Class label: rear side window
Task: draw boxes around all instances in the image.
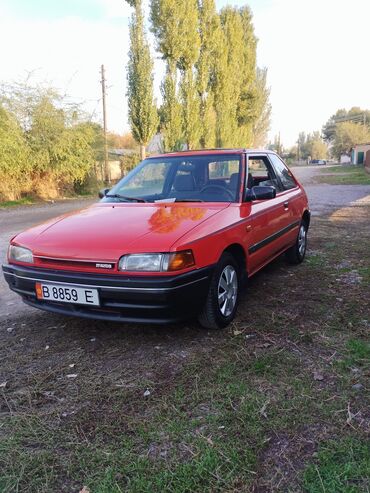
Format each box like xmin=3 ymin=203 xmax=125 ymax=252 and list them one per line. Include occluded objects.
xmin=269 ymin=154 xmax=297 ymax=190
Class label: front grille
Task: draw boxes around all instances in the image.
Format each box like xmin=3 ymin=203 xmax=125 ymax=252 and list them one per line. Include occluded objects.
xmin=35 ymin=257 xmax=116 ymax=271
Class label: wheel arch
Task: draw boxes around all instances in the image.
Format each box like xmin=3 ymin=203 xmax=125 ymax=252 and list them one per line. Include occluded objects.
xmin=302 ymin=209 xmax=311 ymax=229
xmin=222 ymin=243 xmax=247 ymax=283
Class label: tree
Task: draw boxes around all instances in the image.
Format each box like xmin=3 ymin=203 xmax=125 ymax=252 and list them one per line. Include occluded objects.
xmin=151 ymin=0 xmax=201 ymax=150
xmin=150 ymin=1 xmax=270 ymax=150
xmin=151 ymin=0 xmax=185 ymax=150
xmin=159 ymin=70 xmax=184 ymax=151
xmin=323 ymin=107 xmax=370 ymax=143
xmin=178 ymin=0 xmax=201 ymax=149
xmin=126 ymin=0 xmax=158 ymax=160
xmin=0 ymin=81 xmax=99 ymax=199
xmin=235 ymin=6 xmax=258 ymax=146
xmin=252 ymin=68 xmax=271 ymax=147
xmin=294 ymin=131 xmax=328 ymax=161
xmin=213 ymin=7 xmax=242 ymax=147
xmin=0 ymin=105 xmax=30 ymax=200
xmin=213 ymin=6 xmax=261 ymax=148
xmin=197 ymin=0 xmax=220 ymax=148
xmin=306 ymin=132 xmax=328 ymax=160
xmin=107 ymin=131 xmax=137 ymax=149
xmin=332 ymin=122 xmax=370 ymax=160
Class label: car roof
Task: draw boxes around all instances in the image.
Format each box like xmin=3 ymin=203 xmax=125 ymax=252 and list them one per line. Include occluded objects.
xmin=148 ymin=148 xmax=276 ymax=159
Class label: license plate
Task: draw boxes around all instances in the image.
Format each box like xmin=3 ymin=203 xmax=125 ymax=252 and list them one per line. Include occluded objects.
xmin=35 ymin=282 xmax=100 ymax=306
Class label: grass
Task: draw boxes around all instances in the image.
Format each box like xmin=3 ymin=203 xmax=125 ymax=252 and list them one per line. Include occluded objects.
xmin=317 ymin=165 xmax=370 ymax=185
xmin=0 ymin=197 xmax=35 ymax=208
xmin=303 ymin=438 xmax=370 ymax=492
xmin=0 ymin=197 xmax=369 ymax=491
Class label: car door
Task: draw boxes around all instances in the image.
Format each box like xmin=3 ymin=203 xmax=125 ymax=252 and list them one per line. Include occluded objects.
xmin=267 ymin=153 xmax=301 ymax=248
xmin=245 ymin=153 xmax=291 ymax=274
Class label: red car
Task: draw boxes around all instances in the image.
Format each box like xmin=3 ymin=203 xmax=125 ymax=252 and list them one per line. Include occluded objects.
xmin=3 ymin=149 xmax=310 ymax=329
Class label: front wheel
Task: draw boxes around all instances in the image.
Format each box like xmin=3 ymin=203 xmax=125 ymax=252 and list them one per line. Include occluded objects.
xmin=285 ymin=221 xmax=308 ymax=264
xmin=198 ymin=253 xmax=240 ymax=330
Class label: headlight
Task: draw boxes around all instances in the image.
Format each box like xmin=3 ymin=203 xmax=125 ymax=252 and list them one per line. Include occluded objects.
xmin=118 ymin=250 xmax=195 ymax=272
xmin=9 ymin=245 xmax=34 ymax=263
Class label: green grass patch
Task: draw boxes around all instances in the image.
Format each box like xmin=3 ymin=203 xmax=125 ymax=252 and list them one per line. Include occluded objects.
xmin=317 ymin=165 xmax=370 ymax=185
xmin=303 ymin=438 xmax=370 ymax=492
xmin=0 ymin=197 xmax=34 ymax=208
xmin=335 ymin=338 xmax=370 ymax=376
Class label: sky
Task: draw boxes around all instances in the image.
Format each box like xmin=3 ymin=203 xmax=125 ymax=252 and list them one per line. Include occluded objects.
xmin=0 ymin=0 xmax=369 ymax=147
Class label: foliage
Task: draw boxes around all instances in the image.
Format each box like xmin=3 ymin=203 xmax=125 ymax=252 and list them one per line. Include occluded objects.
xmin=252 ymin=68 xmax=271 ymax=147
xmin=322 ymin=107 xmax=370 ymax=142
xmin=197 ymin=0 xmax=219 ymax=148
xmin=0 ymin=82 xmax=101 ymax=200
xmin=293 ymin=131 xmax=328 ymax=161
xmin=0 ymin=105 xmax=31 ymax=200
xmin=151 ymin=1 xmax=270 ymax=151
xmin=331 ymin=122 xmax=370 ymax=160
xmin=107 ymin=131 xmax=137 ymax=149
xmin=127 ymin=0 xmax=159 ymax=159
xmin=151 ymin=0 xmax=188 ymax=150
xmin=160 ymin=69 xmax=184 ymax=151
xmin=178 ymin=0 xmax=201 ymax=149
xmin=120 ymin=152 xmax=141 ymax=176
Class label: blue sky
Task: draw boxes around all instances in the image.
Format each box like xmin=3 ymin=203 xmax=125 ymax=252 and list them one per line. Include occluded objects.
xmin=1 ymin=0 xmax=369 ymax=146
xmin=5 ymin=0 xmax=271 ymax=19
xmin=3 ymin=0 xmax=106 ymax=20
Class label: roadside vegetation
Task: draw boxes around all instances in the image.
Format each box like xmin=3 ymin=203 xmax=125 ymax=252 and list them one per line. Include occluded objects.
xmin=1 ymin=196 xmax=369 ymax=492
xmin=317 ymin=165 xmax=370 ymax=185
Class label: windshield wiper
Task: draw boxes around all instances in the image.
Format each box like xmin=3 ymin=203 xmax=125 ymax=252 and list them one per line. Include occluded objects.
xmin=105 ymin=194 xmax=146 ymax=203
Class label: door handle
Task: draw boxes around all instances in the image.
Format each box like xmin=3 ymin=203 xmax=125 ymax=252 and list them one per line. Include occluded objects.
xmin=283 ymin=201 xmax=289 ymax=209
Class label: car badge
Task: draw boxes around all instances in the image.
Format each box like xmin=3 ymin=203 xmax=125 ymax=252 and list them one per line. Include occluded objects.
xmin=95 ymin=263 xmax=113 ymax=269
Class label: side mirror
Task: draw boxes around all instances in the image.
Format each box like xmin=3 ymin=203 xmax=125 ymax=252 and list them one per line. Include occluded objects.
xmin=245 ymin=186 xmax=276 ymax=202
xmin=99 ymin=188 xmax=110 ymax=199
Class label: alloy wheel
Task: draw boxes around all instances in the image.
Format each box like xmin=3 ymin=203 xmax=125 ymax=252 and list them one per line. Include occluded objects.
xmin=218 ymin=265 xmax=238 ymax=317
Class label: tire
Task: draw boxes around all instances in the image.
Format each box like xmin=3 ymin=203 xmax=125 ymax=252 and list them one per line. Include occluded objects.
xmin=285 ymin=221 xmax=308 ymax=264
xmin=198 ymin=252 xmax=240 ymax=330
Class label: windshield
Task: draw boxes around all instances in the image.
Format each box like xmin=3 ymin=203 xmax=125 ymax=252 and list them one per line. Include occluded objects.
xmin=102 ymin=154 xmax=242 ymax=203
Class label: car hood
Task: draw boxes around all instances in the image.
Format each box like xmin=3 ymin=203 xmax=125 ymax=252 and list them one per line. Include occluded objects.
xmin=13 ymin=202 xmax=230 ymax=261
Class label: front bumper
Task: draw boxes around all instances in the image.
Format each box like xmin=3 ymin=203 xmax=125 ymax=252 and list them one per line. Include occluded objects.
xmin=2 ymin=263 xmax=214 ymax=324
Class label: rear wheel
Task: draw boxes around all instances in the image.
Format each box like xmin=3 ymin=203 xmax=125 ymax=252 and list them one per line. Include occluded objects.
xmin=286 ymin=221 xmax=308 ymax=264
xmin=198 ymin=252 xmax=240 ymax=330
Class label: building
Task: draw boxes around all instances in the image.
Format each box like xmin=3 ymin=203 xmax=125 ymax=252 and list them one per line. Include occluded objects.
xmin=351 ymin=143 xmax=370 ymax=166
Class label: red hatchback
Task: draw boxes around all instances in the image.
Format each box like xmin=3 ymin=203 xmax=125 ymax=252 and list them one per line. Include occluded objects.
xmin=3 ymin=150 xmax=310 ymax=329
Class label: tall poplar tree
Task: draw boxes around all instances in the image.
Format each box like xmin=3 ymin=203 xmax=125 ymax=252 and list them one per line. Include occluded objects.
xmin=197 ymin=0 xmax=220 ymax=148
xmin=252 ymin=68 xmax=271 ymax=147
xmin=151 ymin=0 xmax=201 ymax=150
xmin=126 ymin=0 xmax=158 ymax=160
xmin=214 ymin=7 xmax=243 ymax=147
xmin=177 ymin=0 xmax=201 ymax=149
xmin=151 ymin=0 xmax=184 ymax=150
xmin=236 ymin=6 xmax=258 ymax=146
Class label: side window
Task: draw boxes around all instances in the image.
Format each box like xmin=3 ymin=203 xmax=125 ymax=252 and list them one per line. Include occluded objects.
xmin=247 ymin=155 xmax=282 ymax=191
xmin=269 ymin=154 xmax=297 ymax=190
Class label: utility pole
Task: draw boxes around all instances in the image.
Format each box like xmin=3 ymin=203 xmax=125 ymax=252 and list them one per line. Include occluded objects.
xmin=297 ymin=139 xmax=300 ymax=164
xmin=100 ymin=64 xmax=110 ymax=185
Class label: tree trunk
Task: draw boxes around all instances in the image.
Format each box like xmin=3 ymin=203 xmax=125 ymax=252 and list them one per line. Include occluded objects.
xmin=140 ymin=143 xmax=146 ymax=161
